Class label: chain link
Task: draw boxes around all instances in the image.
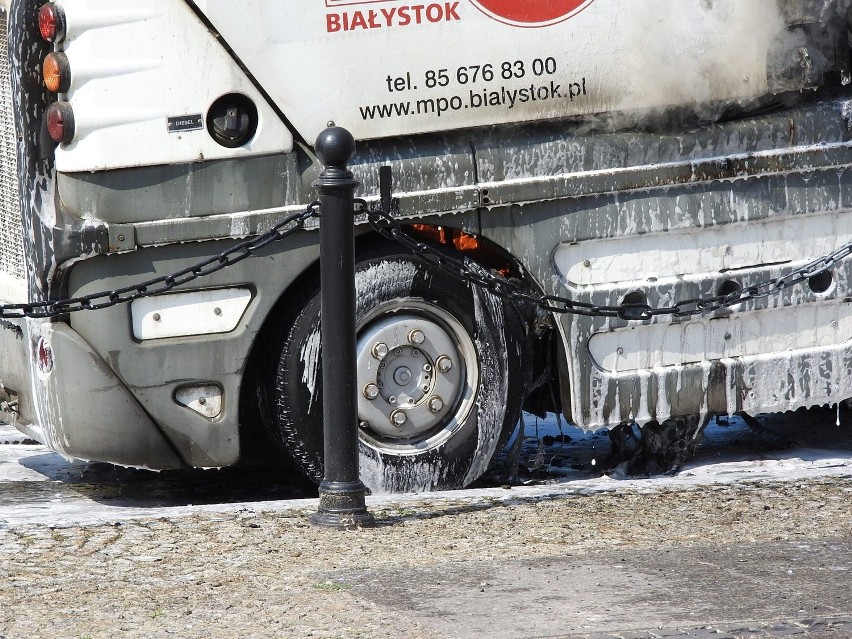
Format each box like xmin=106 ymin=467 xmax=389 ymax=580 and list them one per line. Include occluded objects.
xmin=361 ymin=202 xmax=852 ymax=321
xmin=4 ymin=196 xmax=850 ymax=324
xmin=0 ymin=203 xmax=320 ymax=320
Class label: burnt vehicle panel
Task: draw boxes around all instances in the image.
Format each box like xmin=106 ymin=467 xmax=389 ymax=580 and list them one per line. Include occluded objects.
xmin=0 ymin=0 xmax=850 ymax=491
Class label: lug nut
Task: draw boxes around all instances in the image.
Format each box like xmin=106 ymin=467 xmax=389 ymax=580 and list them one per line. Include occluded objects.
xmin=436 ymin=356 xmax=453 ymax=373
xmin=372 ymin=343 xmax=389 ymax=360
xmin=363 ymin=383 xmax=380 ymax=400
xmin=428 ymin=396 xmax=445 ymax=413
xmin=391 ymin=410 xmax=407 ymax=426
xmin=423 ymin=364 xmax=432 ymax=372
xmin=408 ymin=329 xmax=425 ymax=345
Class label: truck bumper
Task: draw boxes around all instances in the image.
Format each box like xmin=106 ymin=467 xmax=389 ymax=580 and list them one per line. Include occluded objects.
xmin=0 ymin=319 xmax=182 ymax=470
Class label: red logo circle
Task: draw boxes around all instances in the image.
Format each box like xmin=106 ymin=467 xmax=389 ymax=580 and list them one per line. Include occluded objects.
xmin=470 ymin=0 xmax=595 ymax=27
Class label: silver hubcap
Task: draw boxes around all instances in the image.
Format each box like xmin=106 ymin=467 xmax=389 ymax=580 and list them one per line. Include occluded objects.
xmin=355 ymin=302 xmax=478 ymax=453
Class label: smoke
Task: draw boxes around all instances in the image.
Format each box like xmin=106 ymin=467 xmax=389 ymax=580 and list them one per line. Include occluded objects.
xmin=618 ymin=1 xmax=783 ymax=115
xmin=579 ymin=0 xmax=850 ymax=132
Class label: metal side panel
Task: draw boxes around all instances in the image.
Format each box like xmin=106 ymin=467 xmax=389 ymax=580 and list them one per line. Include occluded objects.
xmin=27 ymin=322 xmax=183 ymax=470
xmin=57 ymin=153 xmax=307 ymax=225
xmin=478 ymin=97 xmax=852 ymax=429
xmin=0 ymin=319 xmax=32 ymax=428
xmin=55 ymin=133 xmax=479 ymax=249
xmin=484 ymin=174 xmax=852 ymax=429
xmin=65 ymin=230 xmax=325 ymax=468
xmin=474 ymin=97 xmax=852 ymax=207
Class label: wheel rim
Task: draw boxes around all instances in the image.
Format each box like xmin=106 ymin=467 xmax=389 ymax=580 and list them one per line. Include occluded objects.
xmin=355 ymin=299 xmax=479 ymax=454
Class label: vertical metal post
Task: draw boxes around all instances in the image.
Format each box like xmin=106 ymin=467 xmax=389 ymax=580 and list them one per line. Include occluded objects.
xmin=310 ymin=127 xmax=374 ymax=529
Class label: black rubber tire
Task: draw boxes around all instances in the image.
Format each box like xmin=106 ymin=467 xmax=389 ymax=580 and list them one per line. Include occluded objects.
xmin=263 ymin=248 xmax=528 ymax=493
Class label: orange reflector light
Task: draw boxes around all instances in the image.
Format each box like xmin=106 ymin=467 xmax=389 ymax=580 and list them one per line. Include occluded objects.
xmin=46 ymin=101 xmax=74 ymax=144
xmin=43 ymin=52 xmax=70 ymax=93
xmin=38 ymin=3 xmax=64 ymax=43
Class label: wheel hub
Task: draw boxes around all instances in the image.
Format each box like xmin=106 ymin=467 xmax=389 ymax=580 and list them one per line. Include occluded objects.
xmin=378 ymin=347 xmax=431 ymax=406
xmin=356 ymin=312 xmax=468 ymax=441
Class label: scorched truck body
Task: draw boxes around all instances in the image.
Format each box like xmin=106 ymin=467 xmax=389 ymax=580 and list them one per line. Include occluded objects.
xmin=0 ymin=0 xmax=851 ymax=491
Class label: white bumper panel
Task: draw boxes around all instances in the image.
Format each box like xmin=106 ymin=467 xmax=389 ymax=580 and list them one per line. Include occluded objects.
xmin=589 ymin=302 xmax=852 ymax=373
xmin=555 ymin=212 xmax=852 ymax=288
xmin=26 ymin=322 xmax=183 ymax=470
xmin=130 ymin=287 xmax=253 ymax=341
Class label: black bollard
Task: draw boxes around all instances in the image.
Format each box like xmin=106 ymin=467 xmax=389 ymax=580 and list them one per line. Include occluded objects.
xmin=310 ymin=127 xmax=375 ymax=529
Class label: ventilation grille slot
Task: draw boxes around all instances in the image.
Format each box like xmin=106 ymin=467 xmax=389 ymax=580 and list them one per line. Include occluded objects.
xmin=0 ymin=11 xmax=25 ymax=285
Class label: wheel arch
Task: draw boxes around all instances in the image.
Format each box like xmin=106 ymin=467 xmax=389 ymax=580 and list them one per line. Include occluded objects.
xmin=238 ymin=219 xmax=560 ymax=463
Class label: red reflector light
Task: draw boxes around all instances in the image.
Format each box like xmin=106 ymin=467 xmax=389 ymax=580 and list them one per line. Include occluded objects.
xmin=38 ymin=3 xmax=65 ymax=43
xmin=46 ymin=101 xmax=75 ymax=145
xmin=37 ymin=338 xmax=53 ymax=375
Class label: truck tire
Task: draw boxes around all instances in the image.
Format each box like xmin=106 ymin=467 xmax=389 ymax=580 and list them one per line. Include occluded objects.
xmin=264 ymin=248 xmax=528 ymax=493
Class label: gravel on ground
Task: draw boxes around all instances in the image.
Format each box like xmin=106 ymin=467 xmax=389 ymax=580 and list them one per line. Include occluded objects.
xmin=2 ymin=476 xmax=852 ymax=638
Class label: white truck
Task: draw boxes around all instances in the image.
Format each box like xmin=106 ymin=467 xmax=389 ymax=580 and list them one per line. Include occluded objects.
xmin=0 ymin=0 xmax=850 ymax=492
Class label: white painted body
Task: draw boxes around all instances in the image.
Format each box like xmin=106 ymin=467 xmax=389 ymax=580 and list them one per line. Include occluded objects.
xmin=54 ymin=0 xmax=793 ymax=171
xmin=556 ymin=213 xmax=852 ymax=289
xmin=196 ymin=0 xmax=781 ymax=142
xmin=54 ymin=0 xmax=293 ymax=172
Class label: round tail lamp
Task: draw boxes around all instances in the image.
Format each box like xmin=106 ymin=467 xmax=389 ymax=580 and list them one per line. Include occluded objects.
xmin=38 ymin=3 xmax=66 ymax=43
xmin=46 ymin=101 xmax=75 ymax=144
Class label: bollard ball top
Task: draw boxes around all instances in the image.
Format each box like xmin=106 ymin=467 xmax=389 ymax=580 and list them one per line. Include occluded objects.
xmin=315 ymin=127 xmax=356 ymax=168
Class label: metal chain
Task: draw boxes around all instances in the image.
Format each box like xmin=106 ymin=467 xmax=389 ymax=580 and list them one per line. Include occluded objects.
xmin=361 ymin=202 xmax=852 ymax=321
xmin=5 ymin=195 xmax=849 ymax=324
xmin=0 ymin=203 xmax=320 ymax=320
